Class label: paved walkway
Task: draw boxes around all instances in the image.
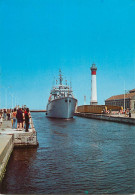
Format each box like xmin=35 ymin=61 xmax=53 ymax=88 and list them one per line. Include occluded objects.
xmin=109 ymin=113 xmax=135 ymax=118
xmin=0 ymin=120 xmax=12 ymax=130
xmin=0 ymin=119 xmax=34 ymax=134
xmin=0 ymin=120 xmax=31 ymax=133
xmin=0 ymin=116 xmax=38 ymax=147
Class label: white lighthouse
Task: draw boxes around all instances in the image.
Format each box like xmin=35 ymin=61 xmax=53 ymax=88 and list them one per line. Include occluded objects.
xmin=90 ymin=63 xmax=98 ymax=105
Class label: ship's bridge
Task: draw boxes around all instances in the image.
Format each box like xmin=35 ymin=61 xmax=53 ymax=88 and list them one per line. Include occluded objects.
xmin=49 ymin=85 xmax=73 ymax=101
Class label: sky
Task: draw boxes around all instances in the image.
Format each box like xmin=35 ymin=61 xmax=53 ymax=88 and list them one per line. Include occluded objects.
xmin=0 ymin=0 xmax=135 ymax=109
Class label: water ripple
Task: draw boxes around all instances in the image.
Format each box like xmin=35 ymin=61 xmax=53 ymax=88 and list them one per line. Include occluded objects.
xmin=1 ymin=113 xmax=135 ymax=194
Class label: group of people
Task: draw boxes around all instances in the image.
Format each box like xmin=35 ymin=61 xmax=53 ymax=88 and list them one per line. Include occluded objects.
xmin=12 ymin=107 xmax=30 ymax=132
xmin=2 ymin=107 xmax=31 ymax=132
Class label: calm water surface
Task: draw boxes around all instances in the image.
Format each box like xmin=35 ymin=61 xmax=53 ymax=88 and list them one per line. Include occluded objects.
xmin=0 ymin=112 xmax=135 ymax=194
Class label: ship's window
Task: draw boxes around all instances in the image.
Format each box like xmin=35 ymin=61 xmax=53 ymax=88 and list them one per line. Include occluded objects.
xmin=65 ymin=99 xmax=67 ymax=102
xmin=69 ymin=100 xmax=71 ymax=102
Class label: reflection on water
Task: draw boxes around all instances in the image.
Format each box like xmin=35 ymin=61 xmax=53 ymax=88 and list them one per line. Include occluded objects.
xmin=0 ymin=148 xmax=38 ymax=193
xmin=1 ymin=113 xmax=135 ymax=194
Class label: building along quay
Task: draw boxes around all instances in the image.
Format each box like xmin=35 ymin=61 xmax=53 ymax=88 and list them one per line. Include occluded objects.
xmin=0 ymin=112 xmax=38 ymax=182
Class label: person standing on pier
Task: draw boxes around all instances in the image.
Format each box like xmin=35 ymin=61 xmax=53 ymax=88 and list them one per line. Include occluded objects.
xmin=22 ymin=109 xmax=25 ymax=129
xmin=25 ymin=108 xmax=29 ymax=132
xmin=4 ymin=109 xmax=7 ymax=120
xmin=16 ymin=108 xmax=23 ymax=130
xmin=0 ymin=113 xmax=2 ymax=126
xmin=12 ymin=108 xmax=17 ymax=129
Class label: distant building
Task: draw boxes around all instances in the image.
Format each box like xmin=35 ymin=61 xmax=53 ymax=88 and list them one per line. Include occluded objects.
xmin=105 ymin=89 xmax=135 ymax=112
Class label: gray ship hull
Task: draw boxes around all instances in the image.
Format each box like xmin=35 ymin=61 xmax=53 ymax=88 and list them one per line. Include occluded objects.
xmin=46 ymin=97 xmax=77 ymax=119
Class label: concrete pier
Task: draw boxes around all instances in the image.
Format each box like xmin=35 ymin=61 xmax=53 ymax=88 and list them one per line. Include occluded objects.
xmin=75 ymin=113 xmax=135 ymax=125
xmin=0 ymin=114 xmax=38 ymax=181
xmin=30 ymin=110 xmax=46 ymax=112
xmin=0 ymin=135 xmax=14 ymax=181
xmin=0 ymin=118 xmax=38 ymax=147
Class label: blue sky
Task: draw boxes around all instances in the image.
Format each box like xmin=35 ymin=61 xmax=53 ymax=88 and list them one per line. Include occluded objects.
xmin=0 ymin=0 xmax=135 ymax=109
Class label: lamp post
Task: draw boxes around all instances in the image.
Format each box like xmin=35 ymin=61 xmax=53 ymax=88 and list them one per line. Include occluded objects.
xmin=124 ymin=81 xmax=126 ymax=112
xmin=15 ymin=97 xmax=17 ymax=108
xmin=84 ymin=95 xmax=86 ymax=105
xmin=5 ymin=88 xmax=7 ymax=110
xmin=10 ymin=93 xmax=15 ymax=110
xmin=124 ymin=90 xmax=125 ymax=112
xmin=5 ymin=86 xmax=12 ymax=110
xmin=124 ymin=89 xmax=129 ymax=112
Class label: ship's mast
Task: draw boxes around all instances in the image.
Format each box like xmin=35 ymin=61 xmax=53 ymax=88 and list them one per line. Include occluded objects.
xmin=59 ymin=69 xmax=63 ymax=85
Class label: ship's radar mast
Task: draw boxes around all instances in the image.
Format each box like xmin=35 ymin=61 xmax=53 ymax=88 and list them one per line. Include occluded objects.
xmin=59 ymin=69 xmax=63 ymax=85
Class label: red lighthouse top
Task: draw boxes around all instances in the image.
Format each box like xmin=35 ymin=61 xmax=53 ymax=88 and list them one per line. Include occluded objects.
xmin=90 ymin=63 xmax=97 ymax=75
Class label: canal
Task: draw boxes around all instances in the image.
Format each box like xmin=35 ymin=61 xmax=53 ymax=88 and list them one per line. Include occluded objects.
xmin=0 ymin=112 xmax=135 ymax=193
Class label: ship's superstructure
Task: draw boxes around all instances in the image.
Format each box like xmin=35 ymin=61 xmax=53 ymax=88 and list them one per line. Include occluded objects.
xmin=46 ymin=70 xmax=77 ymax=119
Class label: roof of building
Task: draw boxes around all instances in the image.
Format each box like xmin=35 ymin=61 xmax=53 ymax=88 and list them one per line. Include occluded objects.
xmin=129 ymin=89 xmax=135 ymax=93
xmin=106 ymin=92 xmax=135 ymax=101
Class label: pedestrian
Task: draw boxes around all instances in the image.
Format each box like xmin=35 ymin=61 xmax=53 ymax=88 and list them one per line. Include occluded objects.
xmin=4 ymin=109 xmax=7 ymax=120
xmin=0 ymin=113 xmax=3 ymax=126
xmin=22 ymin=109 xmax=25 ymax=129
xmin=125 ymin=109 xmax=127 ymax=117
xmin=16 ymin=108 xmax=23 ymax=130
xmin=11 ymin=110 xmax=13 ymax=128
xmin=129 ymin=109 xmax=131 ymax=118
xmin=25 ymin=108 xmax=29 ymax=132
xmin=12 ymin=108 xmax=17 ymax=129
xmin=7 ymin=112 xmax=10 ymax=120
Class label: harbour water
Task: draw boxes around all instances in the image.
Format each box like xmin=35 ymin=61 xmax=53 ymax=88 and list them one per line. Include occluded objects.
xmin=0 ymin=112 xmax=135 ymax=194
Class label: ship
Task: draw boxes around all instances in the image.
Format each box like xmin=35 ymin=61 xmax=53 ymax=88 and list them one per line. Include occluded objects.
xmin=46 ymin=70 xmax=77 ymax=119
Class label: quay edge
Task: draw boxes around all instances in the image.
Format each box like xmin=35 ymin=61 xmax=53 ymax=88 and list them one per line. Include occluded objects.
xmin=30 ymin=110 xmax=46 ymax=112
xmin=0 ymin=115 xmax=39 ymax=147
xmin=0 ymin=135 xmax=14 ymax=182
xmin=74 ymin=113 xmax=135 ymax=125
xmin=0 ymin=114 xmax=38 ymax=181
